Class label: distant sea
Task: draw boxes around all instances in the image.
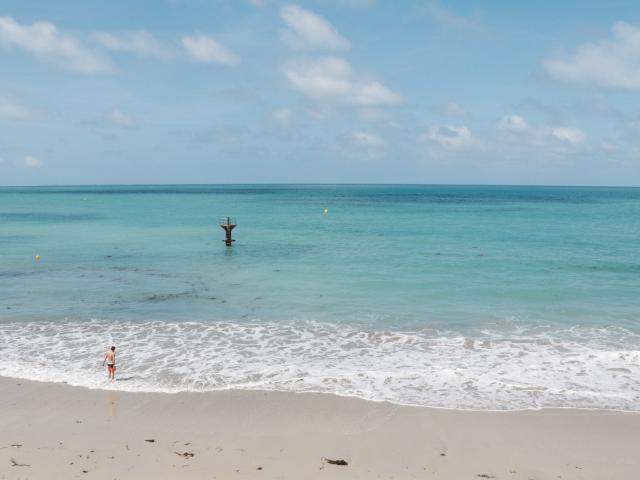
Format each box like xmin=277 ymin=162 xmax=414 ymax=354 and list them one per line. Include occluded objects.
xmin=1 ymin=185 xmax=639 ymax=410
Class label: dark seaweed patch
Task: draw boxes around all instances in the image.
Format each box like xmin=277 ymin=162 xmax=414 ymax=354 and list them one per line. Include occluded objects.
xmin=144 ymin=291 xmax=196 ymax=302
xmin=0 ymin=212 xmax=104 ymax=223
xmin=572 ymin=262 xmax=640 ymax=275
xmin=0 ymin=235 xmax=35 ymax=244
xmin=0 ymin=270 xmax=38 ymax=278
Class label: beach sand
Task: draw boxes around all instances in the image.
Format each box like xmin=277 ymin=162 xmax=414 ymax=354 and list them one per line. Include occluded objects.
xmin=1 ymin=376 xmax=638 ymax=479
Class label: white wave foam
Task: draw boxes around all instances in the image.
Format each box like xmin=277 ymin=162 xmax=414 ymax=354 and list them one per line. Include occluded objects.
xmin=1 ymin=320 xmax=638 ymax=410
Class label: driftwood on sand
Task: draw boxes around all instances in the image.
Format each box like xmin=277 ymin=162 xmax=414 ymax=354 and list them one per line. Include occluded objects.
xmin=322 ymin=457 xmax=348 ymax=466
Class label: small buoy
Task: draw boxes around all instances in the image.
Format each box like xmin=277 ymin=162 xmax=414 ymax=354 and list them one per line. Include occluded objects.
xmin=323 ymin=208 xmax=329 ymax=214
xmin=35 ymin=255 xmax=41 ymax=261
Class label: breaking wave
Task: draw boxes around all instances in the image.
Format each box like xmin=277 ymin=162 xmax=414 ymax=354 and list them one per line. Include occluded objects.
xmin=1 ymin=319 xmax=638 ymax=410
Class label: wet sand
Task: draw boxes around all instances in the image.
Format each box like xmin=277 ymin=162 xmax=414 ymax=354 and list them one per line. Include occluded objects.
xmin=1 ymin=376 xmax=638 ymax=479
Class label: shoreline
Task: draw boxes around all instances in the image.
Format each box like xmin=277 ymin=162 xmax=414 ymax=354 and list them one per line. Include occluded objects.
xmin=2 ymin=376 xmax=639 ymax=479
xmin=2 ymin=373 xmax=640 ymax=415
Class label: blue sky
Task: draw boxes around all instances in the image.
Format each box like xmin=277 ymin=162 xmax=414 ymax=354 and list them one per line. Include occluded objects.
xmin=1 ymin=0 xmax=639 ymax=186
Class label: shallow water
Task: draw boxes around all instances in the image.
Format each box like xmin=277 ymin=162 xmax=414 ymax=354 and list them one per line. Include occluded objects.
xmin=1 ymin=185 xmax=639 ymax=409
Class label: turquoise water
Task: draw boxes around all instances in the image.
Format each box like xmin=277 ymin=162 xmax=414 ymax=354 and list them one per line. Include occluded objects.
xmin=1 ymin=185 xmax=639 ymax=409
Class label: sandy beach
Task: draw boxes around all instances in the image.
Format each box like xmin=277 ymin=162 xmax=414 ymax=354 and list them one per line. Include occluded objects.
xmin=1 ymin=376 xmax=638 ymax=479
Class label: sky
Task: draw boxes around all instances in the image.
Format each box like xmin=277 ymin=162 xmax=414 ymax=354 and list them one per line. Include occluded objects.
xmin=1 ymin=0 xmax=640 ymax=186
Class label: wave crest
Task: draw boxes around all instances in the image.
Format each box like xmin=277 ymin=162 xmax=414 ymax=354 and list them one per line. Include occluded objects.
xmin=1 ymin=320 xmax=638 ymax=410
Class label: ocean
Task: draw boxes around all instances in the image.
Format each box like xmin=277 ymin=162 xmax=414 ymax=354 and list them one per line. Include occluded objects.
xmin=1 ymin=184 xmax=639 ymax=410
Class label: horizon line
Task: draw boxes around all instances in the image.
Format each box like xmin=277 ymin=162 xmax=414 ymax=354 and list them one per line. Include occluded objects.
xmin=1 ymin=182 xmax=639 ymax=189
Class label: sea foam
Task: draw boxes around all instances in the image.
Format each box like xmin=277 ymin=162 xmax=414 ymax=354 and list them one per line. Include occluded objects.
xmin=1 ymin=319 xmax=638 ymax=410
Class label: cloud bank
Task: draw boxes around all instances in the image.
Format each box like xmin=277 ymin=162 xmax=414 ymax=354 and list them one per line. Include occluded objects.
xmin=280 ymin=4 xmax=350 ymax=51
xmin=282 ymin=56 xmax=401 ymax=105
xmin=0 ymin=93 xmax=38 ymax=120
xmin=19 ymin=155 xmax=43 ymax=168
xmin=182 ymin=33 xmax=239 ymax=65
xmin=92 ymin=30 xmax=173 ymax=59
xmin=107 ymin=109 xmax=136 ymax=127
xmin=545 ymin=22 xmax=640 ymax=89
xmin=0 ymin=16 xmax=113 ymax=73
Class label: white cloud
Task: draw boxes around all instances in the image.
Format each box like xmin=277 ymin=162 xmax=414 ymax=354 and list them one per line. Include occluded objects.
xmin=92 ymin=30 xmax=173 ymax=59
xmin=442 ymin=101 xmax=466 ymax=117
xmin=0 ymin=93 xmax=38 ymax=120
xmin=0 ymin=16 xmax=113 ymax=73
xmin=335 ymin=0 xmax=374 ymax=6
xmin=272 ymin=108 xmax=292 ymax=125
xmin=280 ymin=4 xmax=350 ymax=51
xmin=107 ymin=109 xmax=136 ymax=127
xmin=544 ymin=22 xmax=640 ymax=89
xmin=498 ymin=114 xmax=528 ymax=132
xmin=337 ymin=130 xmax=385 ymax=159
xmin=421 ymin=125 xmax=472 ymax=149
xmin=551 ymin=126 xmax=585 ymax=146
xmin=496 ymin=115 xmax=587 ymax=151
xmin=351 ymin=131 xmax=384 ymax=148
xmin=423 ymin=1 xmax=485 ymax=34
xmin=282 ymin=56 xmax=401 ymax=105
xmin=19 ymin=155 xmax=43 ymax=168
xmin=350 ymin=80 xmax=402 ymax=105
xmin=182 ymin=33 xmax=239 ymax=65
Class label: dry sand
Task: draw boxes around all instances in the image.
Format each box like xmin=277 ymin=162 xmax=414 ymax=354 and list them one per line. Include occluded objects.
xmin=1 ymin=376 xmax=638 ymax=479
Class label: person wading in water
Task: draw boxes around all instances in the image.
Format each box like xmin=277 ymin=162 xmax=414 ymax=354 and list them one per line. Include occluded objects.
xmin=103 ymin=346 xmax=116 ymax=381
